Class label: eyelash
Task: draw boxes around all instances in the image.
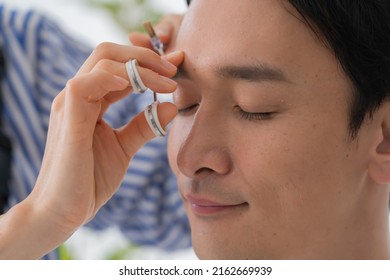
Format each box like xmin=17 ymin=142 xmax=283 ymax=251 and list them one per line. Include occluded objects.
xmin=177 ymin=104 xmax=199 ymax=115
xmin=237 ymin=108 xmax=274 ymax=121
xmin=178 ymin=104 xmax=274 ymax=121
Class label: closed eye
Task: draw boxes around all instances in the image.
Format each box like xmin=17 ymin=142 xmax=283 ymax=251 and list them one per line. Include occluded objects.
xmin=177 ymin=104 xmax=199 ymax=115
xmin=236 ymin=107 xmax=274 ymax=121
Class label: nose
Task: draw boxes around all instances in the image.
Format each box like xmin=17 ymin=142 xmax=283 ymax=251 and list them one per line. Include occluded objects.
xmin=175 ymin=103 xmax=233 ymax=179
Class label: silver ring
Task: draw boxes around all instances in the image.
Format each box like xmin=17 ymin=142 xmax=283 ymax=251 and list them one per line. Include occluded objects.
xmin=125 ymin=59 xmax=148 ymax=93
xmin=144 ymin=101 xmax=167 ymax=137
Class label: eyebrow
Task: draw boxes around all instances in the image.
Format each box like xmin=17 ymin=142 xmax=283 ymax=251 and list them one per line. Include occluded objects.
xmin=174 ymin=62 xmax=290 ymax=83
xmin=217 ymin=63 xmax=289 ymax=83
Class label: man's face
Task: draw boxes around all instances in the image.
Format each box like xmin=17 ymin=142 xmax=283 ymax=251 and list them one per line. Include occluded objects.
xmin=168 ymin=0 xmax=375 ymax=259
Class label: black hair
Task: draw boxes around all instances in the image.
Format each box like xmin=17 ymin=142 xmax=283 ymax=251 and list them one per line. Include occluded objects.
xmin=287 ymin=0 xmax=390 ymax=138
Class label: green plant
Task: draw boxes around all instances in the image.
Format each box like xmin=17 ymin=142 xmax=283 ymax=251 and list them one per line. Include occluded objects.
xmin=85 ymin=0 xmax=163 ymax=32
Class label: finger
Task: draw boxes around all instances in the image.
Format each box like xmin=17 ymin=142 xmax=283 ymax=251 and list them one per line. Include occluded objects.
xmin=97 ymin=89 xmax=135 ymax=122
xmin=115 ymin=102 xmax=178 ymax=158
xmin=154 ymin=14 xmax=184 ymax=45
xmin=136 ymin=66 xmax=177 ymax=92
xmin=99 ymin=89 xmax=130 ymax=113
xmin=153 ymin=22 xmax=173 ymax=46
xmin=91 ymin=59 xmax=178 ymax=93
xmin=63 ymin=71 xmax=129 ymax=128
xmin=162 ymin=51 xmax=185 ymax=68
xmin=78 ymin=43 xmax=177 ymax=76
xmin=128 ymin=32 xmax=155 ymax=49
xmin=128 ymin=15 xmax=183 ymax=50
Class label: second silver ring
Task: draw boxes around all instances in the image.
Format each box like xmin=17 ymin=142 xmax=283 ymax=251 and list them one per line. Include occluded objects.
xmin=144 ymin=101 xmax=167 ymax=137
xmin=125 ymin=59 xmax=148 ymax=93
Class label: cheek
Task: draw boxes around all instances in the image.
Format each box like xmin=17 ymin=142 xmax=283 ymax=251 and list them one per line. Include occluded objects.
xmin=167 ymin=118 xmax=189 ymax=175
xmin=232 ymin=115 xmax=352 ymax=214
xmin=167 ymin=123 xmax=179 ymax=175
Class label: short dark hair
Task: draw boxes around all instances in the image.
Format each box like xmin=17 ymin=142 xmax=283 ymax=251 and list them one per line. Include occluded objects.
xmin=287 ymin=0 xmax=390 ymax=138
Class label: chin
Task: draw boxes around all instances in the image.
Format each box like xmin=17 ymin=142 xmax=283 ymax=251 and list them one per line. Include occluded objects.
xmin=194 ymin=247 xmax=255 ymax=260
xmin=192 ymin=237 xmax=253 ymax=260
xmin=191 ymin=235 xmax=226 ymax=259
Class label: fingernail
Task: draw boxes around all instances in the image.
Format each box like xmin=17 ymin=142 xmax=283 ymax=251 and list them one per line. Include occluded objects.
xmin=160 ymin=58 xmax=177 ymax=71
xmin=160 ymin=75 xmax=177 ymax=87
xmin=163 ymin=50 xmax=183 ymax=60
xmin=165 ymin=50 xmax=183 ymax=56
xmin=156 ymin=28 xmax=169 ymax=37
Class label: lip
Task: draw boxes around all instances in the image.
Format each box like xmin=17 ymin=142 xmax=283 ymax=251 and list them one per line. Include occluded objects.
xmin=185 ymin=195 xmax=247 ymax=216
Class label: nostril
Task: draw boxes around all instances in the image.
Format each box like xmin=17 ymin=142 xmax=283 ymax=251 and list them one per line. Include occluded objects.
xmin=194 ymin=167 xmax=215 ymax=176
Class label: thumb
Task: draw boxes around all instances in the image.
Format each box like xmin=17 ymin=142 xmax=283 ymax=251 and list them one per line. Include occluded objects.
xmin=153 ymin=14 xmax=184 ymax=45
xmin=115 ymin=102 xmax=178 ymax=158
xmin=153 ymin=21 xmax=173 ymax=44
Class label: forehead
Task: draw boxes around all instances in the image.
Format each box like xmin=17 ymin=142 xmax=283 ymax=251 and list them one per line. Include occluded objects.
xmin=175 ymin=0 xmax=339 ymax=85
xmin=180 ymin=0 xmax=292 ymax=45
xmin=178 ymin=0 xmax=302 ymax=56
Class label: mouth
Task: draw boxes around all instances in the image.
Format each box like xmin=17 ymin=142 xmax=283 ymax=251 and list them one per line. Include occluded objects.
xmin=185 ymin=195 xmax=248 ymax=216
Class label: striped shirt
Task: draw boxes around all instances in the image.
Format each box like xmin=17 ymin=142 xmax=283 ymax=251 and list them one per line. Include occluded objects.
xmin=0 ymin=5 xmax=190 ymax=259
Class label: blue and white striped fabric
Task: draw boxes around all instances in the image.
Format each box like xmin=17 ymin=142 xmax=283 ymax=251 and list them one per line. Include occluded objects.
xmin=0 ymin=5 xmax=190 ymax=259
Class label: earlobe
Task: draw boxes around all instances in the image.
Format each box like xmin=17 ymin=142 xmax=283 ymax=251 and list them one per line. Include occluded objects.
xmin=368 ymin=105 xmax=390 ymax=184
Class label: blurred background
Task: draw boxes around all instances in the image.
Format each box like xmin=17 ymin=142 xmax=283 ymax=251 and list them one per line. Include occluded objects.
xmin=0 ymin=0 xmax=195 ymax=260
xmin=0 ymin=0 xmax=187 ymax=45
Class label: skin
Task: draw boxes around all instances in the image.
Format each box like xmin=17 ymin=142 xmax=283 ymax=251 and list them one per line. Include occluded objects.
xmin=168 ymin=0 xmax=390 ymax=259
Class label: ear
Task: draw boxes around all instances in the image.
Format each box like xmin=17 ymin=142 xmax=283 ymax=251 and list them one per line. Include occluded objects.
xmin=368 ymin=104 xmax=390 ymax=184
